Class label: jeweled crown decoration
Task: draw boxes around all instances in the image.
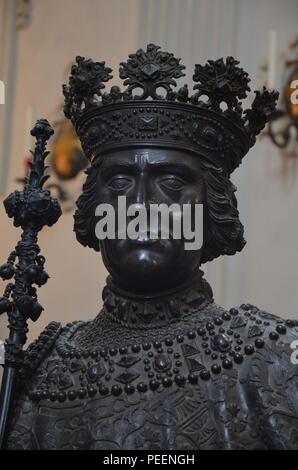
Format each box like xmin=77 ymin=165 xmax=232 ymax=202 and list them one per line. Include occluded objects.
xmin=63 ymin=44 xmax=279 ymax=174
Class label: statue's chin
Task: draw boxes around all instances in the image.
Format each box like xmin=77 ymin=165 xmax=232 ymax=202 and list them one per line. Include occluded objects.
xmin=107 ymin=251 xmax=176 ymax=293
xmin=101 ymin=239 xmax=201 ymax=293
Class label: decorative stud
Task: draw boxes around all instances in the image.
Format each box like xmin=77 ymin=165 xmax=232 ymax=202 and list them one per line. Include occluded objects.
xmin=222 ymin=312 xmax=231 ymax=321
xmin=162 ymin=377 xmax=172 ymax=387
xmin=125 ymin=384 xmax=135 ymax=394
xmin=200 ymin=369 xmax=211 ymax=381
xmin=68 ymin=390 xmax=77 ymax=400
xmin=211 ymin=334 xmax=231 ymax=353
xmin=111 ymin=385 xmax=122 ymax=396
xmin=234 ymin=353 xmax=243 ymax=364
xmin=255 ymin=338 xmax=264 ymax=349
xmin=87 ymin=387 xmax=97 ymax=397
xmin=154 ymin=354 xmax=172 ymax=372
xmin=137 ymin=382 xmax=148 ymax=393
xmin=188 ymin=373 xmax=198 ymax=384
xmin=222 ymin=359 xmax=233 ymax=369
xmin=211 ymin=364 xmax=221 ymax=374
xmin=276 ymin=325 xmax=287 ymax=335
xmin=175 ymin=375 xmax=186 ymax=386
xmin=149 ymin=379 xmax=160 ymax=390
xmin=197 ymin=327 xmax=206 ymax=336
xmin=269 ymin=331 xmax=279 ymax=341
xmin=99 ymin=385 xmax=109 ymax=396
xmin=244 ymin=345 xmax=255 ymax=355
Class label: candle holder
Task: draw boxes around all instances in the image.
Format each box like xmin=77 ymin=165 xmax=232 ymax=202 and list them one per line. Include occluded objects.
xmin=265 ymin=38 xmax=298 ymax=158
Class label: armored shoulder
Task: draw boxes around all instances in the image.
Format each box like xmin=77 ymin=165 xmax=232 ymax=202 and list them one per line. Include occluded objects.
xmin=22 ymin=321 xmax=62 ymax=371
xmin=221 ymin=303 xmax=298 ymax=359
xmin=230 ymin=303 xmax=298 ymax=343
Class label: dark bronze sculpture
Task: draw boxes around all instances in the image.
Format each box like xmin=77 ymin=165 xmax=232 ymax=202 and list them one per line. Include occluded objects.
xmin=2 ymin=45 xmax=298 ymax=450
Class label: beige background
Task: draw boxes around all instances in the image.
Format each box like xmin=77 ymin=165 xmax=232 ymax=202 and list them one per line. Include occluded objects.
xmin=0 ymin=0 xmax=297 ymax=365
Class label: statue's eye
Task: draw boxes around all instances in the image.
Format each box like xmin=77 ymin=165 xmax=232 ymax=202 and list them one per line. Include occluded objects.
xmin=159 ymin=176 xmax=185 ymax=192
xmin=108 ymin=177 xmax=132 ymax=191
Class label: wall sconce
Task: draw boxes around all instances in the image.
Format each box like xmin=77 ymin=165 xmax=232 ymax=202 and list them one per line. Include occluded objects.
xmin=51 ymin=118 xmax=88 ymax=181
xmin=267 ymin=38 xmax=298 ymax=158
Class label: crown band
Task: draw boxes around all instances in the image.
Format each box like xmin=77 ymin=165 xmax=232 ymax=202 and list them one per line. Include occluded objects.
xmin=76 ymin=100 xmax=249 ymax=174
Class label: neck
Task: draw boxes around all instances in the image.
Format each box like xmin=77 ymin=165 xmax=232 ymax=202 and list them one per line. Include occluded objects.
xmin=102 ymin=270 xmax=213 ymax=328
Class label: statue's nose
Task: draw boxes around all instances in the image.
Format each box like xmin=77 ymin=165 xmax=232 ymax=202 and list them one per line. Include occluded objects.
xmin=135 ymin=172 xmax=148 ymax=205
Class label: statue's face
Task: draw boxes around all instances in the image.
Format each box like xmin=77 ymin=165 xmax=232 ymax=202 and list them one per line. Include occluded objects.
xmin=96 ymin=148 xmax=204 ymax=293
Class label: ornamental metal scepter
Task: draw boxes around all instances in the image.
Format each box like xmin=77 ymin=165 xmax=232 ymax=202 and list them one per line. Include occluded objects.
xmin=0 ymin=119 xmax=61 ymax=449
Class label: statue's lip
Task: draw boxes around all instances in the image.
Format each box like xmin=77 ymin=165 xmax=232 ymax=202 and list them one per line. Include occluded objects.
xmin=132 ymin=237 xmax=159 ymax=245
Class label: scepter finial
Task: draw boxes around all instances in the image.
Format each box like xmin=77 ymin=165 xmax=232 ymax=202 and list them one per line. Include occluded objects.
xmin=0 ymin=118 xmax=61 ymax=325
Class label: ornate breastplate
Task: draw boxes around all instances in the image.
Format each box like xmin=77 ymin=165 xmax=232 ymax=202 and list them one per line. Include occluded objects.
xmin=23 ymin=274 xmax=294 ymax=404
xmin=7 ymin=275 xmax=298 ymax=450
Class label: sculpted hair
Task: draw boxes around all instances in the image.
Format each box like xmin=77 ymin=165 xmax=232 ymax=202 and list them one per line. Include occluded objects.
xmin=74 ymin=158 xmax=103 ymax=253
xmin=199 ymin=160 xmax=245 ymax=263
xmin=73 ymin=155 xmax=246 ymax=264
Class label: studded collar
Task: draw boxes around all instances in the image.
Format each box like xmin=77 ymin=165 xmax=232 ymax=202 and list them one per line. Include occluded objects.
xmin=101 ymin=270 xmax=213 ymax=329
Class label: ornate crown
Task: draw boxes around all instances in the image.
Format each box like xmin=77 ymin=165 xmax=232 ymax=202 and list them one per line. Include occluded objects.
xmin=63 ymin=44 xmax=279 ymax=175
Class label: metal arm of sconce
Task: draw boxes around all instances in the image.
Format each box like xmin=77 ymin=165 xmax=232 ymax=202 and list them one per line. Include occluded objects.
xmin=268 ymin=109 xmax=298 ymax=149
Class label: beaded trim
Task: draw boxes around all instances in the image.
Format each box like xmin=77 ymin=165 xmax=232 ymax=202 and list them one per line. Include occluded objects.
xmin=26 ymin=304 xmax=296 ymax=403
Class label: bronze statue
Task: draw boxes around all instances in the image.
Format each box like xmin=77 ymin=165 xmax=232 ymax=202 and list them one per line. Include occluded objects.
xmin=1 ymin=45 xmax=298 ymax=450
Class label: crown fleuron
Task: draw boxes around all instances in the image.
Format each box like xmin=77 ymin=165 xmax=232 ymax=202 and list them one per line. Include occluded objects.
xmin=63 ymin=44 xmax=279 ymax=174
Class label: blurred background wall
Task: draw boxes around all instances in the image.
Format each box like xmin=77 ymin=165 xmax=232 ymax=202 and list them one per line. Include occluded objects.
xmin=0 ymin=0 xmax=297 ymax=359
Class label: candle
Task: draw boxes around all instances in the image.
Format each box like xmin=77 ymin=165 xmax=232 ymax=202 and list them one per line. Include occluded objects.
xmin=268 ymin=30 xmax=277 ymax=89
